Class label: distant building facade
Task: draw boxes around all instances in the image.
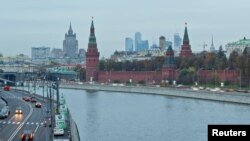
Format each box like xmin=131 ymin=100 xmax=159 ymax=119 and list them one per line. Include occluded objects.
xmin=174 ymin=33 xmax=182 ymax=52
xmin=125 ymin=37 xmax=133 ymax=52
xmin=51 ymin=48 xmax=63 ymax=58
xmin=225 ymin=37 xmax=250 ymax=58
xmin=63 ymin=24 xmax=78 ymax=58
xmin=31 ymin=47 xmax=50 ymax=59
xmin=78 ymin=49 xmax=86 ymax=59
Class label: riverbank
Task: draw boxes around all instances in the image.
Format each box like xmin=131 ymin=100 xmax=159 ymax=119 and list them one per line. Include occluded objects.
xmin=60 ymin=83 xmax=250 ymax=105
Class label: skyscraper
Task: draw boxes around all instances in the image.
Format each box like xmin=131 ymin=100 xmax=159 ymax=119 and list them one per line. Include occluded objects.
xmin=125 ymin=37 xmax=133 ymax=52
xmin=63 ymin=23 xmax=78 ymax=58
xmin=135 ymin=32 xmax=141 ymax=51
xmin=174 ymin=33 xmax=182 ymax=52
xmin=159 ymin=36 xmax=166 ymax=50
xmin=134 ymin=32 xmax=149 ymax=51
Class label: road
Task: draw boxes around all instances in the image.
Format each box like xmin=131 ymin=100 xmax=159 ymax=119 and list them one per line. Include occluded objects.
xmin=0 ymin=90 xmax=51 ymax=141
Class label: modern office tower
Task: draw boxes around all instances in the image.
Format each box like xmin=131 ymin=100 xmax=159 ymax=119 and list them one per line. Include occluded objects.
xmin=165 ymin=41 xmax=173 ymax=49
xmin=134 ymin=32 xmax=149 ymax=51
xmin=125 ymin=37 xmax=134 ymax=52
xmin=31 ymin=46 xmax=50 ymax=59
xmin=63 ymin=23 xmax=78 ymax=58
xmin=174 ymin=33 xmax=182 ymax=52
xmin=135 ymin=32 xmax=142 ymax=51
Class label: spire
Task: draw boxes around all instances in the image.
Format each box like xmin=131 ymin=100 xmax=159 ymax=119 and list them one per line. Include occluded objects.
xmin=89 ymin=17 xmax=96 ymax=44
xmin=183 ymin=22 xmax=189 ymax=43
xmin=68 ymin=22 xmax=73 ymax=35
xmin=210 ymin=35 xmax=215 ymax=52
xmin=91 ymin=16 xmax=94 ymax=29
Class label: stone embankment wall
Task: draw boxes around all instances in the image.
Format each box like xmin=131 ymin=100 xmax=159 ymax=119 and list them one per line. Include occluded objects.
xmin=60 ymin=84 xmax=250 ymax=105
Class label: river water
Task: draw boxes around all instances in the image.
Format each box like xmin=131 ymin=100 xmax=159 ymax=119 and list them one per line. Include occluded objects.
xmin=22 ymin=87 xmax=250 ymax=141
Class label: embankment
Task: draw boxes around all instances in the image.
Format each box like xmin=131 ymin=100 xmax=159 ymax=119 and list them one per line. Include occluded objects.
xmin=60 ymin=84 xmax=250 ymax=105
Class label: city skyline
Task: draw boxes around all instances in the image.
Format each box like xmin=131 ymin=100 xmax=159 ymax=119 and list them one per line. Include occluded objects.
xmin=0 ymin=0 xmax=250 ymax=57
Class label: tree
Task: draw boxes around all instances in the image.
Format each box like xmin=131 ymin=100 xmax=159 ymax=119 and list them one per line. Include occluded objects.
xmin=99 ymin=60 xmax=105 ymax=71
xmin=228 ymin=51 xmax=238 ymax=69
xmin=74 ymin=65 xmax=86 ymax=81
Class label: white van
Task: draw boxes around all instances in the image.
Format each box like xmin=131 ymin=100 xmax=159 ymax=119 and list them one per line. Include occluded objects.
xmin=53 ymin=127 xmax=64 ymax=136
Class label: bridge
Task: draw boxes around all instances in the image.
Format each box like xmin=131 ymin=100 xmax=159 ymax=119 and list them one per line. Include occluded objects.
xmin=0 ymin=85 xmax=80 ymax=141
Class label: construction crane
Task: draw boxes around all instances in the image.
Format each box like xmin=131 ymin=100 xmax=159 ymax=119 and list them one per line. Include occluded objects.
xmin=198 ymin=42 xmax=208 ymax=51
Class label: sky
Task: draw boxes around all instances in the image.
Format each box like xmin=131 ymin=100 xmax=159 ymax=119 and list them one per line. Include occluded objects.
xmin=0 ymin=0 xmax=250 ymax=58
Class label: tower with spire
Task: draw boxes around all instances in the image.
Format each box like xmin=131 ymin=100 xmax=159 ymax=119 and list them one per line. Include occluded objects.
xmin=179 ymin=23 xmax=192 ymax=57
xmin=86 ymin=18 xmax=100 ymax=81
xmin=162 ymin=45 xmax=177 ymax=81
xmin=63 ymin=23 xmax=78 ymax=58
xmin=210 ymin=36 xmax=215 ymax=52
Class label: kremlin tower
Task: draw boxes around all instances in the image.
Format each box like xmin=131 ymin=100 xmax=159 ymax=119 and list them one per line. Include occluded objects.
xmin=85 ymin=18 xmax=100 ymax=82
xmin=179 ymin=23 xmax=192 ymax=57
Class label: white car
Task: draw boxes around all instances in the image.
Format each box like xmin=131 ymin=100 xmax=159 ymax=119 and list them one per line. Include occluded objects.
xmin=53 ymin=127 xmax=64 ymax=136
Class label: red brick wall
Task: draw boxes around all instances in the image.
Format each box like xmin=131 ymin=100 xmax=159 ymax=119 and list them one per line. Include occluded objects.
xmin=98 ymin=71 xmax=162 ymax=84
xmin=198 ymin=70 xmax=240 ymax=83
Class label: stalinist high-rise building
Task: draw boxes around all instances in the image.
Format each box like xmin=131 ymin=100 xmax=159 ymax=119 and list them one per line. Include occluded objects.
xmin=63 ymin=23 xmax=78 ymax=58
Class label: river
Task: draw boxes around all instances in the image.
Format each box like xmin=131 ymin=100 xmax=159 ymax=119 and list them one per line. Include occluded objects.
xmin=21 ymin=87 xmax=250 ymax=141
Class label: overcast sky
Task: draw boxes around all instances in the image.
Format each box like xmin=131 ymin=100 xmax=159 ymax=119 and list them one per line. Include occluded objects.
xmin=0 ymin=0 xmax=249 ymax=57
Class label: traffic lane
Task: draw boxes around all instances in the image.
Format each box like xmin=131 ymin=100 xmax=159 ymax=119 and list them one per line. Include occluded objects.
xmin=0 ymin=91 xmax=31 ymax=141
xmin=10 ymin=90 xmax=53 ymax=140
xmin=13 ymin=100 xmax=50 ymax=141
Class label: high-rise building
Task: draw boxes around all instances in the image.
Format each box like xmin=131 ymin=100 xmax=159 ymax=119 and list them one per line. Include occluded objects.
xmin=63 ymin=23 xmax=78 ymax=58
xmin=125 ymin=37 xmax=133 ymax=52
xmin=174 ymin=33 xmax=182 ymax=52
xmin=135 ymin=32 xmax=141 ymax=51
xmin=134 ymin=32 xmax=149 ymax=51
xmin=159 ymin=36 xmax=166 ymax=50
xmin=210 ymin=36 xmax=215 ymax=52
xmin=179 ymin=23 xmax=192 ymax=57
xmin=31 ymin=47 xmax=50 ymax=59
xmin=86 ymin=19 xmax=100 ymax=81
xmin=165 ymin=41 xmax=173 ymax=49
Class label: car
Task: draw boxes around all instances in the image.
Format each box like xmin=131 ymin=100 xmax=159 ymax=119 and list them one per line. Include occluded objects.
xmin=22 ymin=97 xmax=31 ymax=102
xmin=53 ymin=127 xmax=64 ymax=136
xmin=35 ymin=102 xmax=42 ymax=108
xmin=3 ymin=85 xmax=11 ymax=91
xmin=20 ymin=130 xmax=34 ymax=141
xmin=0 ymin=106 xmax=10 ymax=119
xmin=30 ymin=98 xmax=37 ymax=103
xmin=15 ymin=106 xmax=22 ymax=114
